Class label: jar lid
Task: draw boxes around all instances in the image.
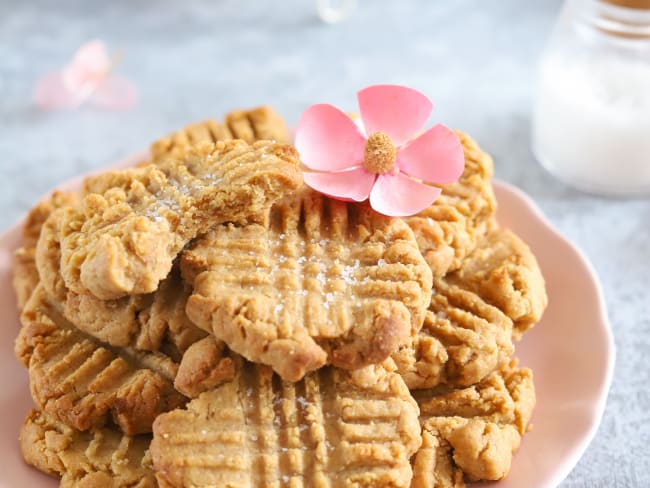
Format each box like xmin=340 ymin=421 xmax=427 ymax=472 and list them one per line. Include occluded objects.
xmin=602 ymin=0 xmax=650 ymax=9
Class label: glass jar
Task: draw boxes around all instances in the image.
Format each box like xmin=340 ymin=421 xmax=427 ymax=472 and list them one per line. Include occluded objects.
xmin=532 ymin=0 xmax=650 ymax=196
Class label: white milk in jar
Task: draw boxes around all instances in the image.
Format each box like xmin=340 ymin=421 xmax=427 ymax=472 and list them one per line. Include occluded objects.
xmin=532 ymin=0 xmax=650 ymax=196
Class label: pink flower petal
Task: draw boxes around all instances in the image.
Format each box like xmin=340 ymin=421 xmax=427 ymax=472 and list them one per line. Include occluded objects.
xmin=304 ymin=168 xmax=376 ymax=202
xmin=397 ymin=124 xmax=465 ymax=184
xmin=369 ymin=172 xmax=442 ymax=217
xmin=63 ymin=40 xmax=112 ymax=94
xmin=72 ymin=40 xmax=111 ymax=72
xmin=295 ymin=104 xmax=366 ymax=172
xmin=33 ymin=71 xmax=85 ymax=109
xmin=91 ymin=74 xmax=138 ymax=111
xmin=357 ymin=85 xmax=433 ymax=146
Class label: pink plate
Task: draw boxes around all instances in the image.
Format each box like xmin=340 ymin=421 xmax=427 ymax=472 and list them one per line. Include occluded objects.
xmin=0 ymin=156 xmax=614 ymax=487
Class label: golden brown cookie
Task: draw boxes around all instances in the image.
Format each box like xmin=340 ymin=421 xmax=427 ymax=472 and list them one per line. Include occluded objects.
xmin=182 ymin=187 xmax=433 ymax=381
xmin=412 ymin=430 xmax=466 ymax=488
xmin=20 ymin=409 xmax=156 ymax=488
xmin=64 ymin=267 xmax=207 ymax=359
xmin=150 ymin=106 xmax=291 ymax=164
xmin=13 ymin=247 xmax=40 ymax=311
xmin=16 ymin=285 xmax=186 ymax=435
xmin=406 ymin=131 xmax=496 ymax=277
xmin=447 ymin=228 xmax=547 ymax=339
xmin=23 ymin=192 xmax=79 ymax=248
xmin=12 ymin=191 xmax=77 ymax=309
xmin=31 ymin=183 xmax=230 ymax=399
xmin=35 ymin=208 xmax=70 ymax=303
xmin=65 ymin=271 xmax=234 ymax=396
xmin=226 ymin=106 xmax=291 ymax=143
xmin=151 ymin=359 xmax=421 ymax=488
xmin=59 ymin=139 xmax=303 ymax=300
xmin=150 ymin=119 xmax=232 ymax=164
xmin=392 ymin=278 xmax=513 ymax=390
xmin=174 ymin=336 xmax=237 ymax=398
xmin=34 ymin=202 xmax=206 ymax=358
xmin=411 ymin=359 xmax=535 ymax=487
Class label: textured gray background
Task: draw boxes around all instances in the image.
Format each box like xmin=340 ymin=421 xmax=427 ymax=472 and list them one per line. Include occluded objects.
xmin=1 ymin=0 xmax=648 ymax=486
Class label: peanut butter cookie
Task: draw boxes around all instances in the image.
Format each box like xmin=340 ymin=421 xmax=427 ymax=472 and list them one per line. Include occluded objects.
xmin=406 ymin=131 xmax=496 ymax=277
xmin=182 ymin=187 xmax=432 ymax=380
xmin=411 ymin=359 xmax=535 ymax=487
xmin=150 ymin=106 xmax=291 ymax=164
xmin=447 ymin=228 xmax=547 ymax=338
xmin=151 ymin=359 xmax=421 ymax=487
xmin=20 ymin=409 xmax=156 ymax=487
xmin=60 ymin=140 xmax=302 ymax=300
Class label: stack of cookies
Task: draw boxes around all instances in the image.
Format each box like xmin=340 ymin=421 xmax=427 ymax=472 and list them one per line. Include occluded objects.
xmin=12 ymin=106 xmax=547 ymax=488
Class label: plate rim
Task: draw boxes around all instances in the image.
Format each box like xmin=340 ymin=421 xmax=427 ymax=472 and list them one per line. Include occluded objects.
xmin=492 ymin=180 xmax=615 ymax=488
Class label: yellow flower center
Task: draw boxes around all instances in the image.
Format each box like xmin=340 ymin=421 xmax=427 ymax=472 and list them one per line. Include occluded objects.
xmin=364 ymin=132 xmax=396 ymax=175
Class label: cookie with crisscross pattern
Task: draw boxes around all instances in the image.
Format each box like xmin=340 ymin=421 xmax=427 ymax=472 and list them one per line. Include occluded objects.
xmin=60 ymin=139 xmax=302 ymax=300
xmin=446 ymin=228 xmax=547 ymax=339
xmin=12 ymin=191 xmax=77 ymax=310
xmin=20 ymin=409 xmax=156 ymax=487
xmin=392 ymin=277 xmax=513 ymax=391
xmin=182 ymin=187 xmax=433 ymax=381
xmin=16 ymin=285 xmax=186 ymax=435
xmin=150 ymin=106 xmax=290 ymax=164
xmin=151 ymin=358 xmax=421 ymax=487
xmin=406 ymin=131 xmax=496 ymax=278
xmin=411 ymin=359 xmax=535 ymax=487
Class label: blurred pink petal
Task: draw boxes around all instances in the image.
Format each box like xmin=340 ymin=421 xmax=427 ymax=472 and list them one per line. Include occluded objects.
xmin=369 ymin=172 xmax=442 ymax=217
xmin=91 ymin=75 xmax=138 ymax=111
xmin=304 ymin=168 xmax=376 ymax=202
xmin=397 ymin=124 xmax=464 ymax=184
xmin=358 ymin=85 xmax=433 ymax=146
xmin=33 ymin=39 xmax=137 ymax=112
xmin=295 ymin=104 xmax=366 ymax=171
xmin=62 ymin=40 xmax=111 ymax=95
xmin=33 ymin=71 xmax=85 ymax=109
xmin=70 ymin=40 xmax=111 ymax=72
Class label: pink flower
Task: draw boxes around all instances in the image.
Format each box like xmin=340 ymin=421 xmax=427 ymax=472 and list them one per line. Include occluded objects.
xmin=294 ymin=85 xmax=464 ymax=217
xmin=33 ymin=40 xmax=138 ymax=111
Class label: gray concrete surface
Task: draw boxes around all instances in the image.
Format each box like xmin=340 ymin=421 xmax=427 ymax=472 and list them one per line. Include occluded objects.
xmin=0 ymin=0 xmax=648 ymax=486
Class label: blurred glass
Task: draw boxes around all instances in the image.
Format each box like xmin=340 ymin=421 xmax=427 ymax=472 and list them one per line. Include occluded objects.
xmin=317 ymin=0 xmax=357 ymax=24
xmin=532 ymin=0 xmax=650 ymax=196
